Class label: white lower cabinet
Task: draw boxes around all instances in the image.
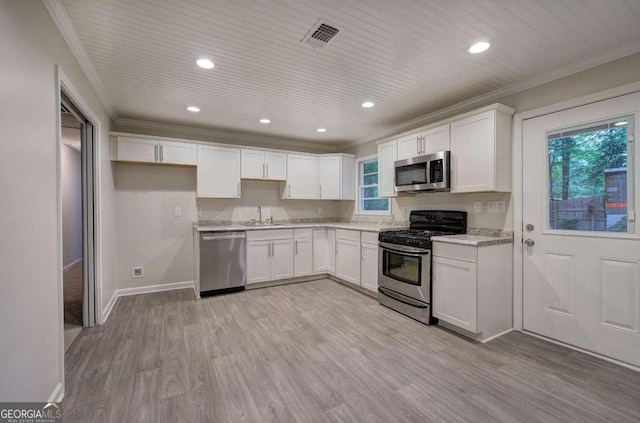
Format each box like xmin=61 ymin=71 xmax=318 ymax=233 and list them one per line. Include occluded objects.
xmin=246 ymin=230 xmax=294 ymax=284
xmin=313 ymin=228 xmax=335 ymax=274
xmin=360 ymin=232 xmax=379 ymax=293
xmin=432 ymin=241 xmax=512 ymax=342
xmin=294 ymin=229 xmax=313 ymax=277
xmin=335 ymin=230 xmax=361 ymax=285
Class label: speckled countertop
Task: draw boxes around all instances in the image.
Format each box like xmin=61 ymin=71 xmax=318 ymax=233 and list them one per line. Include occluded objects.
xmin=432 ymin=228 xmax=513 ymax=247
xmin=194 ymin=220 xmax=409 ymax=233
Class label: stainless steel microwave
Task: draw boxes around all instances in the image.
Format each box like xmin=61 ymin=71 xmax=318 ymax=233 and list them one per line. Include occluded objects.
xmin=394 ymin=151 xmax=450 ymax=193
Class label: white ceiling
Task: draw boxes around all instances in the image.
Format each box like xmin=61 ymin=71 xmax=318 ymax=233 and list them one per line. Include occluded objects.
xmin=59 ymin=0 xmax=640 ymax=146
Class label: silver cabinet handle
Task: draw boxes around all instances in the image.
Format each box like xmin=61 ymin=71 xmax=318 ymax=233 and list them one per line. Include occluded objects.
xmin=287 ymin=184 xmax=291 ymax=197
xmin=295 ymin=240 xmax=298 ymax=255
xmin=160 ymin=144 xmax=164 ymax=162
xmin=237 ymin=182 xmax=240 ymax=196
xmin=320 ymin=185 xmax=322 ymax=198
xmin=524 ymin=239 xmax=535 ymax=247
xmin=267 ymin=242 xmax=271 ymax=257
xmin=202 ymin=233 xmax=246 ymax=241
xmin=154 ymin=144 xmax=158 ymax=162
xmin=271 ymin=242 xmax=275 ymax=257
xmin=266 ymin=163 xmax=269 ymax=179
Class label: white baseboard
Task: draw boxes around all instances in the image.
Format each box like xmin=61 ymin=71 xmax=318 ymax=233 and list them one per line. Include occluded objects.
xmin=101 ymin=290 xmax=118 ymax=324
xmin=48 ymin=382 xmax=64 ymax=403
xmin=101 ymin=281 xmax=195 ymax=323
xmin=63 ymin=257 xmax=82 ymax=272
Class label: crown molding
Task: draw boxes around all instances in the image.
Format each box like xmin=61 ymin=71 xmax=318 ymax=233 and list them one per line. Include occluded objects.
xmin=43 ymin=0 xmax=116 ymax=119
xmin=339 ymin=40 xmax=640 ymax=150
xmin=113 ymin=118 xmax=338 ymax=153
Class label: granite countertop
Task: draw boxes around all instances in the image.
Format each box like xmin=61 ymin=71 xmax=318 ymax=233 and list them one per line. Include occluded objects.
xmin=194 ymin=220 xmax=409 ymax=233
xmin=432 ymin=231 xmax=513 ymax=247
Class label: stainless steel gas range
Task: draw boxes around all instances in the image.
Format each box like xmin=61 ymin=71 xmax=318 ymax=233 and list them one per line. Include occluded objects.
xmin=378 ymin=210 xmax=467 ymax=324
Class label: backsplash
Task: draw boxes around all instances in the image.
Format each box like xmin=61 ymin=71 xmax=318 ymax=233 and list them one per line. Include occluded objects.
xmin=197 ymin=180 xmax=341 ymax=222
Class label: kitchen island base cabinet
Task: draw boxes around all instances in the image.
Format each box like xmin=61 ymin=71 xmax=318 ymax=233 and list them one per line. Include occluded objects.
xmin=432 ymin=242 xmax=512 ymax=343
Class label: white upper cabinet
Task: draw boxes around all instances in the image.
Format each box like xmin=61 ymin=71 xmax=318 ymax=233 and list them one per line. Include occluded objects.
xmin=284 ymin=154 xmax=319 ymax=199
xmin=377 ymin=138 xmax=398 ymax=198
xmin=450 ymin=105 xmax=514 ymax=193
xmin=421 ymin=124 xmax=450 ymax=155
xmin=397 ymin=133 xmax=421 ymax=160
xmin=197 ymin=144 xmax=241 ymax=198
xmin=318 ymin=154 xmax=355 ymax=200
xmin=397 ymin=124 xmax=451 ymax=160
xmin=241 ymin=149 xmax=286 ymax=181
xmin=113 ymin=136 xmax=196 ymax=165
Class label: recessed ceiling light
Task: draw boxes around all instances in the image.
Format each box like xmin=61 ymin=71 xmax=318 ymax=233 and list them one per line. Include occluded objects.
xmin=362 ymin=101 xmax=375 ymax=108
xmin=317 ymin=128 xmax=327 ymax=133
xmin=196 ymin=58 xmax=214 ymax=69
xmin=259 ymin=118 xmax=271 ymax=124
xmin=614 ymin=121 xmax=628 ymax=126
xmin=187 ymin=106 xmax=200 ymax=112
xmin=468 ymin=41 xmax=490 ymax=54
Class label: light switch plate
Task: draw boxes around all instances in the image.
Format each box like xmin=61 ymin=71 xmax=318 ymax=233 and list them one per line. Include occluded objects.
xmin=174 ymin=206 xmax=182 ymax=217
xmin=487 ymin=201 xmax=506 ymax=213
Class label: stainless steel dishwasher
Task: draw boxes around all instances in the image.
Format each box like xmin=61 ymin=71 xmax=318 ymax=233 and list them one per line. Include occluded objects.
xmin=200 ymin=231 xmax=246 ymax=296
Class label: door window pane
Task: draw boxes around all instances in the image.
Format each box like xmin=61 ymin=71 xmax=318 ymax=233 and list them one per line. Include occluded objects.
xmin=547 ymin=116 xmax=633 ymax=233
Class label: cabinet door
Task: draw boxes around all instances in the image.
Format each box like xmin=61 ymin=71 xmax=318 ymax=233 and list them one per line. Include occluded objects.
xmin=294 ymin=237 xmax=313 ymax=277
xmin=241 ymin=149 xmax=266 ymax=179
xmin=318 ymin=156 xmax=341 ymax=199
xmin=361 ymin=242 xmax=378 ymax=292
xmin=265 ymin=152 xmax=286 ymax=181
xmin=377 ymin=139 xmax=398 ymax=198
xmin=313 ymin=229 xmax=328 ymax=273
xmin=271 ymin=239 xmax=294 ymax=280
xmin=397 ymin=133 xmax=420 ymax=160
xmin=432 ymin=256 xmax=478 ymax=333
xmin=197 ymin=145 xmax=241 ymax=198
xmin=450 ymin=110 xmax=495 ymax=193
xmin=421 ymin=124 xmax=450 ymax=155
xmin=247 ymin=241 xmax=271 ymax=284
xmin=117 ymin=137 xmax=158 ymax=163
xmin=285 ymin=154 xmax=318 ymax=199
xmin=327 ymin=229 xmax=336 ymax=274
xmin=336 ymin=239 xmax=360 ymax=284
xmin=160 ymin=141 xmax=197 ymax=165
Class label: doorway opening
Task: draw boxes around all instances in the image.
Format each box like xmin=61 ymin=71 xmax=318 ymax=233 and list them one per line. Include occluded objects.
xmin=60 ymin=93 xmax=98 ymax=352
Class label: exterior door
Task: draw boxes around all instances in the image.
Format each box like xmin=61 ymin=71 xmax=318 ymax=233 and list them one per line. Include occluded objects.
xmin=522 ymin=92 xmax=640 ymax=367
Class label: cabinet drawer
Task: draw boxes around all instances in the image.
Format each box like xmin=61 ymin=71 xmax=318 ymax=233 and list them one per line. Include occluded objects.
xmin=294 ymin=228 xmax=313 ymax=239
xmin=433 ymin=242 xmax=477 ymax=262
xmin=336 ymin=229 xmax=360 ymax=242
xmin=360 ymin=231 xmax=378 ymax=245
xmin=246 ymin=229 xmax=293 ymax=241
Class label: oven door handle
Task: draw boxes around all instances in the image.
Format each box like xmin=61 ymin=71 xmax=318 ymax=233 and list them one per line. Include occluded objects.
xmin=378 ymin=287 xmax=428 ymax=308
xmin=379 ymin=242 xmax=430 ymax=256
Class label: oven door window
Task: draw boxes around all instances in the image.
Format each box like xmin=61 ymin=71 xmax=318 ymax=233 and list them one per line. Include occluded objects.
xmin=395 ymin=163 xmax=427 ymax=186
xmin=382 ymin=250 xmax=422 ymax=285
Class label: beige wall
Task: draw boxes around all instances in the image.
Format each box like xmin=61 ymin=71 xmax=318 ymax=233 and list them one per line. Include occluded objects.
xmin=0 ymin=0 xmax=115 ymax=401
xmin=114 ymin=164 xmax=339 ymax=289
xmin=340 ymin=53 xmax=640 ymax=230
xmin=61 ymin=141 xmax=82 ymax=267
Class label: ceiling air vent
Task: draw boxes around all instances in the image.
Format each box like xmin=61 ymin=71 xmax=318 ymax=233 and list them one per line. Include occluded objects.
xmin=302 ymin=19 xmax=341 ymax=49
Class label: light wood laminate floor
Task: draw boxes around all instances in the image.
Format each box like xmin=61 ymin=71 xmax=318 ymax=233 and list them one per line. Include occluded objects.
xmin=64 ymin=279 xmax=640 ymax=422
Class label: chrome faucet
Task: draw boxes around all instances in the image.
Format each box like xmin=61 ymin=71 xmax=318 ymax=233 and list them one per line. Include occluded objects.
xmin=257 ymin=205 xmax=262 ymax=223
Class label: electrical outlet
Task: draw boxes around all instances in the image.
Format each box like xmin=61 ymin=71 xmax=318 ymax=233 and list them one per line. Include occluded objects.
xmin=487 ymin=201 xmax=506 ymax=213
xmin=174 ymin=206 xmax=182 ymax=217
xmin=132 ymin=266 xmax=143 ymax=278
xmin=474 ymin=202 xmax=483 ymax=213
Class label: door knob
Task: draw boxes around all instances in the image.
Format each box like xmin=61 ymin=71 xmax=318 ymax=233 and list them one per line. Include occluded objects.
xmin=524 ymin=239 xmax=535 ymax=247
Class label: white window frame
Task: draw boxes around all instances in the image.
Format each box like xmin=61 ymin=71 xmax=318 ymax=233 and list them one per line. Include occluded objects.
xmin=356 ymin=154 xmax=391 ymax=216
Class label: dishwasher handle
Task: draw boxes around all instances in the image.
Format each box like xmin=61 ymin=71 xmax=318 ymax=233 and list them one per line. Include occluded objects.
xmin=201 ymin=233 xmax=246 ymax=241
